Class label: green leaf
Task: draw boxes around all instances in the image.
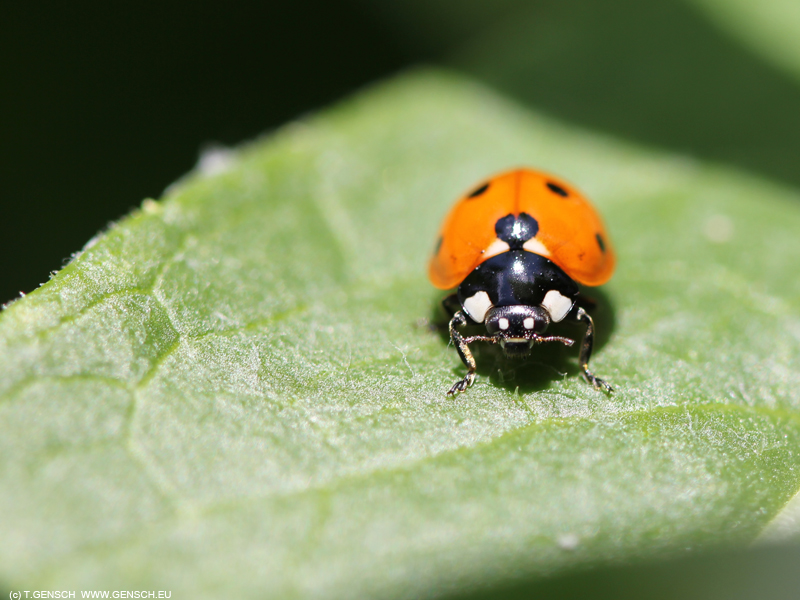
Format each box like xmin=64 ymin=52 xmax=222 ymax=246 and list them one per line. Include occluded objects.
xmin=3 ymin=70 xmax=800 ymax=597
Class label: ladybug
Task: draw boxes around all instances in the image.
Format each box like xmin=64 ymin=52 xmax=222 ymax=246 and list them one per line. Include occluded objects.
xmin=429 ymin=168 xmax=615 ymax=395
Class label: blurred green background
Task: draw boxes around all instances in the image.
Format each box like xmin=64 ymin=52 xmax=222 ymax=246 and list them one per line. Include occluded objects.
xmin=5 ymin=0 xmax=800 ymax=304
xmin=0 ymin=0 xmax=405 ymax=303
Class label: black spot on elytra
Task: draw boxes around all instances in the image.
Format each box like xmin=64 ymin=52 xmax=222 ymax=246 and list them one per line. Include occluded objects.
xmin=495 ymin=212 xmax=539 ymax=249
xmin=434 ymin=235 xmax=443 ymax=255
xmin=596 ymin=233 xmax=606 ymax=252
xmin=546 ymin=182 xmax=569 ymax=197
xmin=467 ymin=182 xmax=490 ymax=198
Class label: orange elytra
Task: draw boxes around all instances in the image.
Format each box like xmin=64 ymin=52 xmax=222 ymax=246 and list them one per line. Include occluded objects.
xmin=429 ymin=168 xmax=615 ymax=290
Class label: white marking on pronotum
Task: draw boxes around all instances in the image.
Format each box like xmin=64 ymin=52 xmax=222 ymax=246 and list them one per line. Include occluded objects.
xmin=523 ymin=317 xmax=534 ymax=329
xmin=483 ymin=238 xmax=511 ymax=259
xmin=463 ymin=291 xmax=493 ymax=323
xmin=541 ymin=290 xmax=573 ymax=322
xmin=498 ymin=318 xmax=510 ymax=330
xmin=523 ymin=237 xmax=550 ymax=257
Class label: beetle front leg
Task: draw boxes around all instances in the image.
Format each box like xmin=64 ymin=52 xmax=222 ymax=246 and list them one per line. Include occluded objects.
xmin=576 ymin=307 xmax=613 ymax=393
xmin=447 ymin=311 xmax=496 ymax=395
xmin=447 ymin=311 xmax=477 ymax=394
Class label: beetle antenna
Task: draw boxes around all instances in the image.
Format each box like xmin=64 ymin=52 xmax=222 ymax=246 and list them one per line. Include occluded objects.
xmin=463 ymin=335 xmax=498 ymax=344
xmin=535 ymin=335 xmax=574 ymax=346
